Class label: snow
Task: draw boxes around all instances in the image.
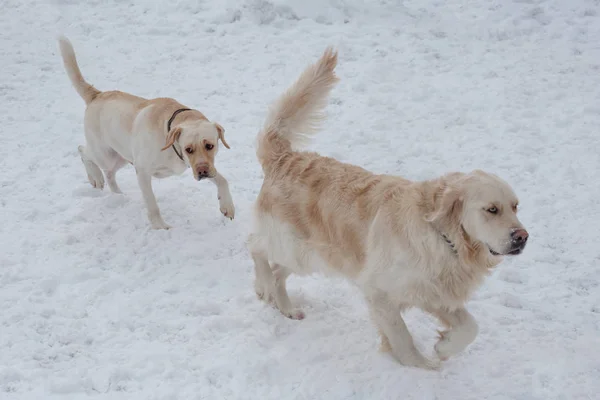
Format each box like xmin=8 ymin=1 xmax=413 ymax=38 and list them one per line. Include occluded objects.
xmin=1 ymin=0 xmax=599 ymax=398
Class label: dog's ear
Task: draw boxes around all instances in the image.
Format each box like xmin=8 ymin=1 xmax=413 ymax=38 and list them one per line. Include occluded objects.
xmin=215 ymin=123 xmax=230 ymax=149
xmin=425 ymin=182 xmax=464 ymax=226
xmin=161 ymin=127 xmax=182 ymax=151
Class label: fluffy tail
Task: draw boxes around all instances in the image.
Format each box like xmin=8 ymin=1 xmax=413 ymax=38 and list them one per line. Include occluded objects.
xmin=58 ymin=36 xmax=101 ymax=104
xmin=257 ymin=47 xmax=339 ymax=170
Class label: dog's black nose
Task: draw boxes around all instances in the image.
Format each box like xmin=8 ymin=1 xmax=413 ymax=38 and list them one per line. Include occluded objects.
xmin=511 ymin=229 xmax=529 ymax=245
xmin=197 ymin=172 xmax=209 ymax=180
xmin=196 ymin=164 xmax=210 ymax=179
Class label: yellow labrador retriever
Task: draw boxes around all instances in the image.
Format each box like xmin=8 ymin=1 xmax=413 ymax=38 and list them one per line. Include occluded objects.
xmin=58 ymin=37 xmax=234 ymax=229
xmin=247 ymin=48 xmax=529 ymax=369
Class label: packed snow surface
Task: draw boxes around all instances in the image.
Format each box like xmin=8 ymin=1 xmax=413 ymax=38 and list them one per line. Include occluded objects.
xmin=1 ymin=0 xmax=599 ymax=399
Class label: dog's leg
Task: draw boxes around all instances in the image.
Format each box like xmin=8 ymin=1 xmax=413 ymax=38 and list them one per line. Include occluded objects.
xmin=78 ymin=145 xmax=105 ymax=190
xmin=365 ymin=291 xmax=439 ymax=370
xmin=135 ymin=167 xmax=171 ymax=230
xmin=248 ymin=233 xmax=271 ymax=302
xmin=430 ymin=307 xmax=478 ymax=361
xmin=272 ymin=264 xmax=304 ymax=320
xmin=251 ymin=249 xmax=276 ymax=303
xmin=250 ymin=247 xmax=304 ymax=320
xmin=80 ymin=143 xmax=127 ymax=194
xmin=209 ymin=172 xmax=235 ymax=220
xmin=378 ymin=328 xmax=392 ymax=353
xmin=103 ymin=155 xmax=128 ymax=194
xmin=105 ymin=169 xmax=123 ymax=194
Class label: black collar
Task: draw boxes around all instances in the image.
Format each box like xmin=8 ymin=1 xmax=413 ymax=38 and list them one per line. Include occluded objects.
xmin=441 ymin=233 xmax=458 ymax=255
xmin=167 ymin=108 xmax=192 ymax=161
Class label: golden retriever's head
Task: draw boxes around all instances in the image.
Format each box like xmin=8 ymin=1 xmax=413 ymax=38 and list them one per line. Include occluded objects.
xmin=427 ymin=170 xmax=528 ymax=257
xmin=163 ymin=120 xmax=230 ymax=180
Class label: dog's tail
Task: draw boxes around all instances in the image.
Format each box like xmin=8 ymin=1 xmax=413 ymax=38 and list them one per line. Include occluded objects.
xmin=256 ymin=47 xmax=339 ymax=171
xmin=58 ymin=36 xmax=101 ymax=104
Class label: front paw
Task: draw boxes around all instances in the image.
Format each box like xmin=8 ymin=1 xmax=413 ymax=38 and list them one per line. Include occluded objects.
xmin=434 ymin=329 xmax=463 ymax=361
xmin=395 ymin=351 xmax=441 ymax=370
xmin=219 ymin=197 xmax=235 ymax=220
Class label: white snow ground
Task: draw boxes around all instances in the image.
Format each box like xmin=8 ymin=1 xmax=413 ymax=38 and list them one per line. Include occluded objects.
xmin=1 ymin=0 xmax=599 ymax=398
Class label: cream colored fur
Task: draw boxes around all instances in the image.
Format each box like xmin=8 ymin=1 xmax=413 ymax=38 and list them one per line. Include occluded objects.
xmin=58 ymin=36 xmax=234 ymax=229
xmin=248 ymin=48 xmax=529 ymax=369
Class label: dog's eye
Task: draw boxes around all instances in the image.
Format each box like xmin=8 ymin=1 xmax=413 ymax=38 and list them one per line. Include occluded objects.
xmin=185 ymin=147 xmax=193 ymax=154
xmin=205 ymin=144 xmax=214 ymax=151
xmin=512 ymin=204 xmax=519 ymax=212
xmin=487 ymin=207 xmax=498 ymax=214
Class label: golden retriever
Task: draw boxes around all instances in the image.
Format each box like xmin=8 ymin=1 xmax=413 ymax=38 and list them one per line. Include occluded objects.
xmin=247 ymin=48 xmax=529 ymax=369
xmin=58 ymin=36 xmax=234 ymax=229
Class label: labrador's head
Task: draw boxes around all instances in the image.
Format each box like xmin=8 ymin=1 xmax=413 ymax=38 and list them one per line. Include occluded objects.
xmin=427 ymin=170 xmax=528 ymax=257
xmin=162 ymin=120 xmax=230 ymax=180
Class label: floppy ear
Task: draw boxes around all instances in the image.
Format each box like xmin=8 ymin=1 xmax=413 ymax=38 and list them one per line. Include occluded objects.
xmin=424 ymin=183 xmax=464 ymax=226
xmin=215 ymin=123 xmax=230 ymax=149
xmin=161 ymin=127 xmax=182 ymax=151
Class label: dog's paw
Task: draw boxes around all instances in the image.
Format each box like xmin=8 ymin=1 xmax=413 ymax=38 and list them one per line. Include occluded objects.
xmin=378 ymin=333 xmax=392 ymax=353
xmin=393 ymin=350 xmax=441 ymax=371
xmin=281 ymin=309 xmax=305 ymax=320
xmin=151 ymin=221 xmax=172 ymax=230
xmin=86 ymin=173 xmax=105 ymax=190
xmin=254 ymin=282 xmax=272 ymax=303
xmin=149 ymin=215 xmax=172 ymax=230
xmin=79 ymin=146 xmax=104 ymax=190
xmin=402 ymin=354 xmax=441 ymax=370
xmin=422 ymin=357 xmax=442 ymax=370
xmin=434 ymin=329 xmax=460 ymax=361
xmin=219 ymin=197 xmax=235 ymax=220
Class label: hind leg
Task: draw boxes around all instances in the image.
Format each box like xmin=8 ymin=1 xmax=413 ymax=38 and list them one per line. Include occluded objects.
xmin=103 ymin=155 xmax=128 ymax=194
xmin=249 ymin=235 xmax=304 ymax=320
xmin=271 ymin=264 xmax=304 ymax=320
xmin=248 ymin=233 xmax=272 ymax=302
xmin=104 ymin=169 xmax=122 ymax=194
xmin=78 ymin=145 xmax=105 ymax=190
xmin=79 ymin=138 xmax=128 ymax=194
xmin=378 ymin=328 xmax=392 ymax=353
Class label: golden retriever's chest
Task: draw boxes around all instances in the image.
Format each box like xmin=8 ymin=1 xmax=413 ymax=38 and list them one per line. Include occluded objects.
xmin=430 ymin=277 xmax=479 ymax=308
xmin=372 ymin=257 xmax=483 ymax=311
xmin=427 ymin=262 xmax=488 ymax=308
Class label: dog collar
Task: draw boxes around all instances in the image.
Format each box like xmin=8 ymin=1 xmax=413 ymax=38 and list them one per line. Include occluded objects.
xmin=441 ymin=233 xmax=458 ymax=255
xmin=167 ymin=108 xmax=192 ymax=161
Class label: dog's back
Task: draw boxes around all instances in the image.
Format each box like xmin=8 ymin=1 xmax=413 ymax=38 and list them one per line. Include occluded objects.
xmin=251 ymin=49 xmax=405 ymax=277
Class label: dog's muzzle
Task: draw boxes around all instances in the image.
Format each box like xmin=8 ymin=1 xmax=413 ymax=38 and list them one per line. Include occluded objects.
xmin=195 ymin=164 xmax=214 ymax=180
xmin=507 ymin=228 xmax=528 ymax=255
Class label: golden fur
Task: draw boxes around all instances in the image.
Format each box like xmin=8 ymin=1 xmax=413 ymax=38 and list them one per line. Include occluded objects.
xmin=248 ymin=48 xmax=529 ymax=369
